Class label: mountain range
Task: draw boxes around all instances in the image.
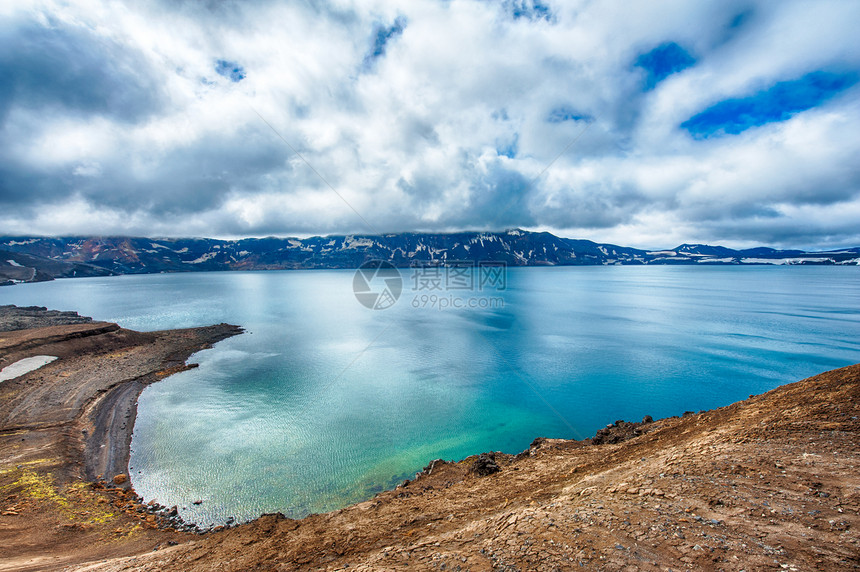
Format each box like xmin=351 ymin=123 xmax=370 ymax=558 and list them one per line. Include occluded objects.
xmin=1 ymin=230 xmax=858 ymax=285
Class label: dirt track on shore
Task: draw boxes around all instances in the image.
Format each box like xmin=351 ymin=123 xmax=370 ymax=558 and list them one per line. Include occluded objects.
xmin=1 ymin=306 xmax=858 ymax=571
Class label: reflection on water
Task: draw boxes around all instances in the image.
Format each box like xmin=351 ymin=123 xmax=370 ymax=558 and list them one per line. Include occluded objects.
xmin=2 ymin=266 xmax=858 ymax=525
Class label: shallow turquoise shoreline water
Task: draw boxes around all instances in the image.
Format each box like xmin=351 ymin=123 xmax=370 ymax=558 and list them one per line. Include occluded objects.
xmin=2 ymin=266 xmax=858 ymax=526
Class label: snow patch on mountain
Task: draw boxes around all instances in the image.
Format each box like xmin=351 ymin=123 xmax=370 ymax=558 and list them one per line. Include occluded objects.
xmin=189 ymin=252 xmax=218 ymax=264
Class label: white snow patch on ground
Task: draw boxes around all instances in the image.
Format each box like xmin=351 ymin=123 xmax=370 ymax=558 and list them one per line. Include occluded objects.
xmin=343 ymin=237 xmax=374 ymax=249
xmin=785 ymin=258 xmax=833 ymax=263
xmin=5 ymin=259 xmax=22 ymax=267
xmin=697 ymin=257 xmax=735 ymax=263
xmin=0 ymin=356 xmax=58 ymax=382
xmin=738 ymin=258 xmax=782 ymax=264
xmin=740 ymin=257 xmax=835 ymax=265
xmin=189 ymin=252 xmax=218 ymax=264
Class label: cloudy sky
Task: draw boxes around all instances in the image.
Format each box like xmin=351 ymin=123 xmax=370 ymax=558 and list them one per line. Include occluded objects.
xmin=1 ymin=0 xmax=859 ymax=249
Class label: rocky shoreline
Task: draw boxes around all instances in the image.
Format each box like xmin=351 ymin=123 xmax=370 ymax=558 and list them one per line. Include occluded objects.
xmin=0 ymin=305 xmax=243 ymax=569
xmin=0 ymin=306 xmax=242 ymax=486
xmin=0 ymin=305 xmax=96 ymax=331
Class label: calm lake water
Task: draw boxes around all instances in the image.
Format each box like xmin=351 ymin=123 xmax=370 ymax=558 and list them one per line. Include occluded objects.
xmin=2 ymin=266 xmax=858 ymax=526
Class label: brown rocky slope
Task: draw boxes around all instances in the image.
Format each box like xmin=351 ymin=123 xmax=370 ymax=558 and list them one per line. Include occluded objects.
xmin=0 ymin=306 xmax=858 ymax=571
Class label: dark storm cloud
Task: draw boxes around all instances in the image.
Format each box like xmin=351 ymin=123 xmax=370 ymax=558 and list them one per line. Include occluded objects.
xmin=0 ymin=119 xmax=295 ymax=216
xmin=0 ymin=162 xmax=66 ymax=207
xmin=534 ymin=182 xmax=652 ymax=230
xmin=82 ymin=129 xmax=291 ymax=215
xmin=0 ymin=14 xmax=166 ymax=210
xmin=696 ymin=213 xmax=860 ymax=251
xmin=0 ymin=19 xmax=163 ymax=124
xmin=453 ymin=161 xmax=538 ymax=229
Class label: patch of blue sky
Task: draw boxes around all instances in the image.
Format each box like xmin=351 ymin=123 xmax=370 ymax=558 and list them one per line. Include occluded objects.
xmin=215 ymin=60 xmax=245 ymax=82
xmin=496 ymin=134 xmax=519 ymax=158
xmin=491 ymin=108 xmax=510 ymax=122
xmin=546 ymin=106 xmax=591 ymax=123
xmin=363 ymin=17 xmax=406 ymax=69
xmin=681 ymin=71 xmax=858 ymax=139
xmin=634 ymin=42 xmax=696 ymax=90
xmin=506 ymin=0 xmax=552 ymax=22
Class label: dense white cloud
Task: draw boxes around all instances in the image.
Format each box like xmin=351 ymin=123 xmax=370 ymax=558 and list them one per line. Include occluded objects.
xmin=0 ymin=0 xmax=858 ymax=249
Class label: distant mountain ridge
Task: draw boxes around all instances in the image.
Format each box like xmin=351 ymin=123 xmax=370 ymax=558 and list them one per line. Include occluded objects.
xmin=1 ymin=230 xmax=858 ymax=285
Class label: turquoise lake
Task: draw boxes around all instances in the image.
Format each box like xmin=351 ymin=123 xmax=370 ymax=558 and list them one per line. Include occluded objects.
xmin=2 ymin=266 xmax=858 ymax=526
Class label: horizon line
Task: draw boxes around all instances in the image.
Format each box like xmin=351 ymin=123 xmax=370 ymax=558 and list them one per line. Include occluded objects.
xmin=2 ymin=229 xmax=858 ymax=254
